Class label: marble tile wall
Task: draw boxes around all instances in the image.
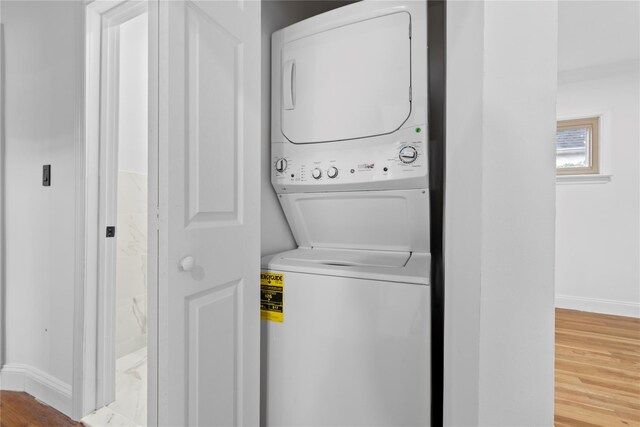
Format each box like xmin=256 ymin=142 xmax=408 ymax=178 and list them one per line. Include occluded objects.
xmin=115 ymin=171 xmax=148 ymax=359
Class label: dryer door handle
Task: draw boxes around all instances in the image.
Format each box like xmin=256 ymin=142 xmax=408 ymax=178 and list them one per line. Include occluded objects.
xmin=283 ymin=60 xmax=296 ymax=110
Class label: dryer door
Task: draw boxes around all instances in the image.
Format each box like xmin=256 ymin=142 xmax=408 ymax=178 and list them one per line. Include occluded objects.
xmin=281 ymin=11 xmax=412 ymax=144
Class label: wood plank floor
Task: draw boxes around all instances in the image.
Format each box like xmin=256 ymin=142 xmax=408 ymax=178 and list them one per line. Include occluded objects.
xmin=555 ymin=308 xmax=640 ymax=427
xmin=0 ymin=391 xmax=81 ymax=427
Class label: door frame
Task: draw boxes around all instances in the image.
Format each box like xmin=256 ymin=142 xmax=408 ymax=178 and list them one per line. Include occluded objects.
xmin=72 ymin=0 xmax=157 ymax=422
xmin=0 ymin=20 xmax=4 ymax=373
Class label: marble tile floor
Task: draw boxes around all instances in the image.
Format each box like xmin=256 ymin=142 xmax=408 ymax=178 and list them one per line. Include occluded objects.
xmin=82 ymin=347 xmax=147 ymax=427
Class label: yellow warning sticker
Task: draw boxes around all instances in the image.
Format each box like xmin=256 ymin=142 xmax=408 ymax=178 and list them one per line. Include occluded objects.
xmin=260 ymin=271 xmax=284 ymax=323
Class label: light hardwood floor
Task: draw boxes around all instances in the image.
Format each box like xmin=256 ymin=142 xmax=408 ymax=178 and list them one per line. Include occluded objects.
xmin=555 ymin=308 xmax=640 ymax=427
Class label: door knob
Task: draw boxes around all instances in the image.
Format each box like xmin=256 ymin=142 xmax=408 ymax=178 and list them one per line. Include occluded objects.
xmin=179 ymin=256 xmax=195 ymax=272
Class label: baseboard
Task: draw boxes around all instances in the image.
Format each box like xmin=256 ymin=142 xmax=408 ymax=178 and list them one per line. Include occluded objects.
xmin=556 ymin=294 xmax=640 ymax=318
xmin=0 ymin=363 xmax=73 ymax=418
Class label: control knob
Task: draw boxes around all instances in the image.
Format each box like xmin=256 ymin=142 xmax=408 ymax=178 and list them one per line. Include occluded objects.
xmin=275 ymin=158 xmax=288 ymax=173
xmin=312 ymin=168 xmax=322 ymax=180
xmin=327 ymin=166 xmax=339 ymax=179
xmin=399 ymin=146 xmax=418 ymax=164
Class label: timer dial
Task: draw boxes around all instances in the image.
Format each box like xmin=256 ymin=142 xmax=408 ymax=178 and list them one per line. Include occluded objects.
xmin=327 ymin=166 xmax=339 ymax=179
xmin=399 ymin=146 xmax=418 ymax=164
xmin=275 ymin=158 xmax=288 ymax=173
xmin=312 ymin=168 xmax=322 ymax=179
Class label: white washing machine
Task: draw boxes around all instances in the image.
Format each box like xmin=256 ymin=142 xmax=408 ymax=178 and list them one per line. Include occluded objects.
xmin=261 ymin=249 xmax=430 ymax=427
xmin=264 ymin=1 xmax=430 ymax=425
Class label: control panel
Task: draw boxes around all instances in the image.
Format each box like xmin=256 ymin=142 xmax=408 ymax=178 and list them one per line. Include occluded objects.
xmin=271 ymin=124 xmax=428 ymax=193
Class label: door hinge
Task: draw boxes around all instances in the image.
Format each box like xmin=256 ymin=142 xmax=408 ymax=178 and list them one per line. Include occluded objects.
xmin=409 ymin=86 xmax=412 ymax=102
xmin=106 ymin=226 xmax=116 ymax=238
xmin=155 ymin=206 xmax=160 ymax=230
xmin=409 ymin=22 xmax=412 ymax=39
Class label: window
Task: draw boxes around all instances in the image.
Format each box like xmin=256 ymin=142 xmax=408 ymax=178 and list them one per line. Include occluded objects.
xmin=556 ymin=117 xmax=600 ymax=175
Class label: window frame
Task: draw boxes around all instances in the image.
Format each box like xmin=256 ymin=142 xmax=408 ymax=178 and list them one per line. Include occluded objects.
xmin=556 ymin=116 xmax=600 ymax=175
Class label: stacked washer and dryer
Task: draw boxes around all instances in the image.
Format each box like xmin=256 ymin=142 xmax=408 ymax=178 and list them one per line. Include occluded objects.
xmin=262 ymin=1 xmax=430 ymax=426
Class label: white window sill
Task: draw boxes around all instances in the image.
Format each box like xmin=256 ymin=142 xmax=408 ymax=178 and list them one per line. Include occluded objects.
xmin=556 ymin=174 xmax=612 ymax=185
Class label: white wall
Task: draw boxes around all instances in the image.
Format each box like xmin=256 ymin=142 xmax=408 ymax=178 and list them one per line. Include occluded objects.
xmin=443 ymin=2 xmax=483 ymax=423
xmin=0 ymin=0 xmax=81 ymax=415
xmin=260 ymin=1 xmax=353 ymax=257
xmin=556 ymin=67 xmax=640 ymax=317
xmin=445 ymin=1 xmax=557 ymax=425
xmin=118 ymin=12 xmax=148 ymax=176
xmin=558 ymin=1 xmax=639 ymax=72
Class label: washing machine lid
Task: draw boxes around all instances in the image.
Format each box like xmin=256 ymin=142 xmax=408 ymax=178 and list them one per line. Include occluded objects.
xmin=278 ymin=189 xmax=429 ymax=253
xmin=261 ymin=248 xmax=429 ymax=285
xmin=281 ymin=247 xmax=410 ymax=268
xmin=280 ymin=11 xmax=412 ymax=144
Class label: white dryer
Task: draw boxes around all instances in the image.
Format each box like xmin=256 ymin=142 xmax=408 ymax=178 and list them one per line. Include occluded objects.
xmin=264 ymin=1 xmax=430 ymax=425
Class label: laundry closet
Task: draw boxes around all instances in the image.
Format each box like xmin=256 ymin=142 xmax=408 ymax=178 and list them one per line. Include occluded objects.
xmin=0 ymin=0 xmax=562 ymax=425
xmin=260 ymin=2 xmax=431 ymax=425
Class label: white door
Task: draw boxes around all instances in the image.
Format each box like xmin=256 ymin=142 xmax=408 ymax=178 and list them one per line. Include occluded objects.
xmin=154 ymin=1 xmax=260 ymax=425
xmin=281 ymin=12 xmax=412 ymax=144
